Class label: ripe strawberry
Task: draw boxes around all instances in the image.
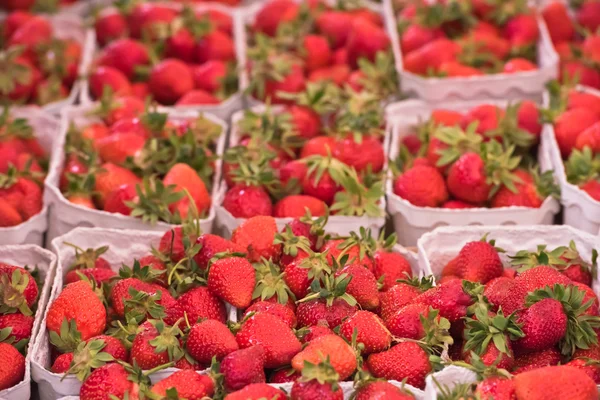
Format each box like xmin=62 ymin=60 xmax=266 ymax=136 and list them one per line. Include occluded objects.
xmin=225 ymin=383 xmax=287 ymax=400
xmin=345 ymin=18 xmax=390 ymax=68
xmin=561 ymin=61 xmax=600 ymax=90
xmin=192 ymin=60 xmax=227 ymax=93
xmin=96 ymin=132 xmax=145 ymax=164
xmin=484 ymin=276 xmax=515 ymax=311
xmin=367 ymin=341 xmax=431 ymax=389
xmin=339 ymin=311 xmax=391 ymax=354
xmin=354 ymin=380 xmax=415 ymax=400
xmin=128 ymin=3 xmax=177 ymax=40
xmin=222 ymin=184 xmax=273 ymax=218
xmin=177 ymin=286 xmax=227 ymax=324
xmin=96 ymin=39 xmax=149 ymax=79
xmin=51 ymin=353 xmax=73 ymax=373
xmin=130 ymin=320 xmax=182 ymax=369
xmin=515 ymin=298 xmax=566 ymax=353
xmin=158 ymin=226 xmax=198 ymax=264
xmin=274 ymin=195 xmax=327 ymax=218
xmin=333 ymin=135 xmax=385 ymax=173
xmin=79 ymin=363 xmax=135 ymax=400
xmin=503 ymin=58 xmax=537 ymax=73
xmin=393 ymin=165 xmax=448 ymax=207
xmin=568 ymin=90 xmax=600 ymax=117
xmin=379 ymin=281 xmax=427 ymax=322
xmin=65 ymin=268 xmax=116 ymax=285
xmin=270 ymin=368 xmax=301 ymax=383
xmin=575 ymin=121 xmax=600 ymax=153
xmin=300 ymin=136 xmax=336 ymax=158
xmin=439 ymin=62 xmax=484 ymax=77
xmin=576 ymin=1 xmax=600 ymax=33
xmin=517 ymin=100 xmax=542 ymax=138
xmin=565 ymin=358 xmax=600 ymax=383
xmin=207 ymin=256 xmax=254 ymax=308
xmin=195 ymin=29 xmax=235 ymax=64
xmin=149 ymin=59 xmax=194 ymax=105
xmin=93 ymin=163 xmax=140 ymax=209
xmin=385 ymin=303 xmax=432 ymax=340
xmin=414 ymin=279 xmax=473 ymax=322
xmin=175 ymin=90 xmax=221 ymax=106
xmin=543 ymin=2 xmax=575 ymax=43
xmin=221 ymin=345 xmax=266 ymax=391
xmin=447 ymin=152 xmax=491 ymax=204
xmin=514 ymin=365 xmax=597 ymax=400
xmin=476 ymin=377 xmax=516 ymax=400
xmin=296 ymin=297 xmax=357 ymax=329
xmin=302 ymin=34 xmax=331 ymax=72
xmin=244 ymin=301 xmax=297 ymax=329
xmin=235 ymin=312 xmax=302 ymax=368
xmin=0 ymin=343 xmax=25 ymax=390
xmin=165 ymin=28 xmax=195 ymax=63
xmin=442 ymin=200 xmax=477 ymax=209
xmin=373 ymin=250 xmax=412 ymax=292
xmin=231 ymin=216 xmax=281 ymax=262
xmin=187 ymin=319 xmax=238 ymax=364
xmin=401 ymin=24 xmax=444 ymax=53
xmin=94 ymin=10 xmax=127 ymax=47
xmin=89 ymin=66 xmax=132 ymax=99
xmin=2 ymin=11 xmax=34 ymax=40
xmin=46 ymin=280 xmax=106 ymax=341
xmin=513 ymin=348 xmax=562 ymax=374
xmin=110 ymin=277 xmax=178 ymax=320
xmin=292 ymin=334 xmax=357 ymax=380
xmin=163 ymin=163 xmax=211 ymax=218
xmin=336 ymin=264 xmax=379 ymax=310
xmin=291 ymin=357 xmax=343 ymax=400
xmin=0 ymin=199 xmax=22 ymax=227
xmin=253 ymin=0 xmax=299 ymax=36
xmin=456 ymin=238 xmax=503 ymax=284
xmin=150 ymin=370 xmax=215 ymax=399
xmin=403 ymin=39 xmax=461 ymax=75
xmin=8 ymin=16 xmax=51 ymax=52
xmin=102 ymin=96 xmax=145 ymax=126
xmin=503 ymin=14 xmax=539 ymax=48
xmin=193 ymin=234 xmax=245 ymax=270
xmin=263 ymin=64 xmax=306 ymax=103
xmin=309 ymin=64 xmax=351 ymax=87
xmin=0 ymin=313 xmax=33 ymax=342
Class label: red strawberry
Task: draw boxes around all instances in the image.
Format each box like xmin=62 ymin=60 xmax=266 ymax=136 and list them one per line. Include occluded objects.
xmin=0 ymin=343 xmax=25 ymax=390
xmin=274 ymin=195 xmax=327 ymax=218
xmin=379 ymin=282 xmax=426 ymax=322
xmin=225 ymin=383 xmax=287 ymax=400
xmin=150 ymin=370 xmax=215 ymax=399
xmin=193 ymin=234 xmax=245 ymax=270
xmin=296 ymin=297 xmax=357 ymax=329
xmin=308 ymin=64 xmax=351 ymax=87
xmin=354 ymin=380 xmax=415 ymax=400
xmin=553 ymin=108 xmax=599 ymax=157
xmin=576 ymin=1 xmax=600 ymax=33
xmin=231 ymin=216 xmax=281 ymax=262
xmin=291 ymin=334 xmax=357 ymax=380
xmin=208 ymin=256 xmax=254 ymax=308
xmin=503 ymin=14 xmax=539 ymax=47
xmin=8 ymin=16 xmax=52 ymax=52
xmin=315 ymin=11 xmax=354 ymax=48
xmin=333 ymin=135 xmax=385 ymax=173
xmin=244 ymin=301 xmax=297 ymax=329
xmin=373 ymin=250 xmax=412 ymax=291
xmin=96 ymin=132 xmax=145 ymax=164
xmin=300 ymin=136 xmax=336 ymax=158
xmin=163 ymin=163 xmax=212 ymax=218
xmin=303 ymin=34 xmax=331 ymax=72
xmin=442 ymin=200 xmax=477 ymax=209
xmin=2 ymin=11 xmax=34 ymax=41
xmin=513 ymin=348 xmax=561 ymax=374
xmin=336 ymin=264 xmax=379 ymax=310
xmin=195 ymin=29 xmax=235 ymax=64
xmin=109 ymin=278 xmax=176 ymax=319
xmin=253 ymin=0 xmax=299 ymax=36
xmin=175 ymin=90 xmax=221 ymax=106
xmin=96 ymin=39 xmax=149 ymax=79
xmin=290 ymin=357 xmax=343 ymax=400
xmin=288 ymin=105 xmax=322 ymax=140
xmin=221 ymin=346 xmax=267 ymax=391
xmin=447 ymin=152 xmax=491 ymax=204
xmin=568 ymin=90 xmax=600 ymax=117
xmin=414 ymin=279 xmax=473 ymax=322
xmin=94 ymin=10 xmax=127 ymax=47
xmin=393 ymin=165 xmax=448 ymax=207
xmin=79 ymin=363 xmax=135 ymax=400
xmin=89 ymin=66 xmax=132 ymax=99
xmin=561 ymin=61 xmax=600 ymax=90
xmin=339 ymin=310 xmax=391 ymax=354
xmin=345 ymin=18 xmax=390 ymax=68
xmin=517 ymin=100 xmax=542 ymax=138
xmin=65 ymin=267 xmax=116 ymax=285
xmin=93 ymin=163 xmax=140 ymax=208
xmin=576 ymin=121 xmax=600 ymax=152
xmin=401 ymin=24 xmax=444 ymax=53
xmin=149 ymin=59 xmax=194 ymax=105
xmin=46 ymin=280 xmax=106 ymax=341
xmin=0 ymin=313 xmax=33 ymax=342
xmin=476 ymin=377 xmax=516 ymax=400
xmin=367 ymin=341 xmax=431 ymax=389
xmin=456 ymin=238 xmax=503 ymax=284
xmin=514 ymin=365 xmax=597 ymax=400
xmin=193 ymin=60 xmax=227 ymax=93
xmin=235 ymin=312 xmax=302 ymax=369
xmin=177 ymin=286 xmax=227 ymax=323
xmin=130 ymin=320 xmax=182 ymax=369
xmin=222 ymin=184 xmax=273 ymax=218
xmin=187 ymin=319 xmax=238 ymax=364
xmin=128 ymin=4 xmax=177 ymax=40
xmin=543 ymin=2 xmax=575 ymax=43
xmin=503 ymin=58 xmax=537 ymax=73
xmin=403 ymin=39 xmax=460 ymax=75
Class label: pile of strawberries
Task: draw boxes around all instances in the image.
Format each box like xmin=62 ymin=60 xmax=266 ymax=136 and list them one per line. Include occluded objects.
xmin=91 ymin=2 xmax=238 ymax=106
xmin=245 ymin=0 xmax=398 ymax=104
xmin=0 ymin=11 xmax=82 ymax=106
xmin=59 ymin=105 xmax=220 ymax=223
xmin=0 ymin=262 xmax=40 ymax=392
xmin=431 ymin=234 xmax=600 ymax=399
xmin=0 ymin=110 xmax=46 ymax=227
xmin=542 ymin=0 xmax=600 ymax=89
xmin=391 ymin=101 xmax=558 ymax=209
xmin=395 ymin=0 xmax=541 ymax=77
xmin=547 ymin=84 xmax=600 ymax=201
xmin=222 ymin=85 xmax=387 ymax=219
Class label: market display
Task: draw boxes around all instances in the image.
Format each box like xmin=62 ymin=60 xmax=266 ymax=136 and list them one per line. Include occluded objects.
xmin=3 ymin=0 xmax=600 ymax=399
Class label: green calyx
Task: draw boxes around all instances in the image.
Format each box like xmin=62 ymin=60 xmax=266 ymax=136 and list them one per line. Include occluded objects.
xmin=252 ymin=259 xmax=295 ymax=305
xmin=279 ymin=81 xmax=343 ymax=115
xmin=421 ymin=307 xmax=454 ymax=354
xmin=433 ymin=122 xmax=483 ymax=168
xmin=0 ymin=269 xmax=34 ymax=316
xmin=433 ymin=378 xmax=477 ymax=400
xmin=67 ymin=339 xmax=115 ymax=382
xmin=331 ymin=168 xmax=384 ymax=218
xmin=356 ymin=51 xmax=399 ymax=100
xmin=123 ymin=287 xmax=166 ymax=322
xmin=299 ymin=356 xmax=340 ymax=390
xmin=334 ymin=88 xmax=383 ymax=138
xmin=119 ymin=259 xmax=165 ymax=286
xmin=0 ymin=47 xmax=32 ymax=99
xmin=49 ymin=318 xmax=82 ymax=354
xmin=0 ymin=327 xmax=28 ymax=354
xmin=566 ymin=147 xmax=600 ymax=185
xmin=397 ymin=274 xmax=435 ymax=291
xmin=64 ymin=242 xmax=109 ymax=271
xmin=336 ymin=227 xmax=377 ymax=265
xmin=488 ymin=103 xmax=536 ymax=149
xmin=299 ymin=273 xmax=357 ymax=308
xmin=274 ymin=226 xmax=313 ymax=260
xmin=125 ymin=177 xmax=185 ymax=225
xmin=509 ymin=244 xmax=568 ymax=271
xmin=481 ymin=140 xmax=523 ymax=198
xmin=526 ymin=284 xmax=600 ymax=357
xmin=148 ymin=320 xmax=184 ymax=363
xmin=106 ymin=315 xmax=140 ymax=350
xmin=463 ymin=302 xmax=524 ymax=356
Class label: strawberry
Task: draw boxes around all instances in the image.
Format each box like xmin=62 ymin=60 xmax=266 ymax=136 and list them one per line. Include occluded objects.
xmin=192 ymin=60 xmax=227 ymax=93
xmin=333 ymin=135 xmax=385 ymax=173
xmin=193 ymin=234 xmax=245 ymax=270
xmin=207 ymin=256 xmax=254 ymax=308
xmin=514 ymin=365 xmax=597 ymax=400
xmin=309 ymin=64 xmax=351 ymax=87
xmin=197 ymin=10 xmax=233 ymax=34
xmin=175 ymin=90 xmax=221 ymax=106
xmin=0 ymin=198 xmax=22 ymax=227
xmin=476 ymin=377 xmax=516 ymax=400
xmin=158 ymin=226 xmax=198 ymax=263
xmin=288 ymin=105 xmax=322 ymax=140
xmin=231 ymin=216 xmax=281 ymax=262
xmin=367 ymin=341 xmax=431 ymax=389
xmin=244 ymin=301 xmax=297 ymax=328
xmin=316 ymin=11 xmax=354 ymax=49
xmin=300 ymin=136 xmax=336 ymax=158
xmin=65 ymin=268 xmax=116 ymax=285
xmin=415 ymin=279 xmax=473 ymax=323
xmin=379 ymin=280 xmax=430 ymax=322
xmin=8 ymin=16 xmax=52 ymax=52
xmin=222 ymin=184 xmax=273 ymax=218
xmin=354 ymin=380 xmax=415 ymax=400
xmin=253 ymin=0 xmax=299 ymax=36
xmin=177 ymin=286 xmax=227 ymax=324
xmin=163 ymin=163 xmax=211 ymax=218
xmin=195 ymin=29 xmax=235 ymax=64
xmin=96 ymin=39 xmax=149 ymax=80
xmin=2 ymin=11 xmax=34 ymax=40
xmin=339 ymin=310 xmax=391 ymax=354
xmin=110 ymin=277 xmax=178 ymax=320
xmin=455 ymin=237 xmax=504 ymax=284
xmin=292 ymin=334 xmax=357 ymax=380
xmin=150 ymin=370 xmax=215 ymax=399
xmin=221 ymin=346 xmax=266 ymax=391
xmin=270 ymin=368 xmax=301 ymax=383
xmin=94 ymin=10 xmax=127 ymax=47
xmin=336 ymin=264 xmax=379 ymax=310
xmin=503 ymin=14 xmax=539 ymax=48
xmin=561 ymin=61 xmax=600 ymax=89
xmin=345 ymin=18 xmax=390 ymax=68
xmin=0 ymin=313 xmax=33 ymax=343
xmin=274 ymin=195 xmax=327 ymax=218
xmin=0 ymin=343 xmax=24 ymax=390
xmin=101 ymin=96 xmax=145 ymax=126
xmin=439 ymin=62 xmax=484 ymax=77
xmin=96 ymin=133 xmax=145 ymax=165
xmin=187 ymin=319 xmax=238 ymax=364
xmin=149 ymin=59 xmax=194 ymax=105
xmin=290 ymin=357 xmax=343 ymax=400
xmin=225 ymin=383 xmax=287 ymax=400
xmin=568 ymin=90 xmax=600 ymax=117
xmin=103 ymin=184 xmax=137 ymax=215
xmin=235 ymin=312 xmax=302 ymax=368
xmin=79 ymin=363 xmax=136 ymax=400
xmin=543 ymin=2 xmax=574 ymax=43
xmin=89 ymin=66 xmax=132 ymax=99
xmin=503 ymin=58 xmax=537 ymax=73
xmin=51 ymin=353 xmax=73 ymax=373
xmin=517 ymin=100 xmax=542 ymax=138
xmin=446 ymin=152 xmax=491 ymax=204
xmin=576 ymin=1 xmax=600 ymax=33
xmin=373 ymin=250 xmax=412 ymax=292
xmin=553 ymin=108 xmax=599 ymax=157
xmin=93 ymin=163 xmax=140 ymax=209
xmin=565 ymin=358 xmax=600 ymax=384
xmin=128 ymin=3 xmax=177 ymax=40
xmin=576 ymin=121 xmax=600 ymax=152
xmin=385 ymin=303 xmax=433 ymax=340
xmin=302 ymin=34 xmax=331 ymax=72
xmin=403 ymin=38 xmax=461 ymax=75
xmin=513 ymin=348 xmax=562 ymax=374
xmin=393 ymin=165 xmax=448 ymax=207
xmin=442 ymin=200 xmax=477 ymax=209
xmin=46 ymin=281 xmax=106 ymax=341
xmin=130 ymin=320 xmax=183 ymax=369
xmin=401 ymin=24 xmax=444 ymax=53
